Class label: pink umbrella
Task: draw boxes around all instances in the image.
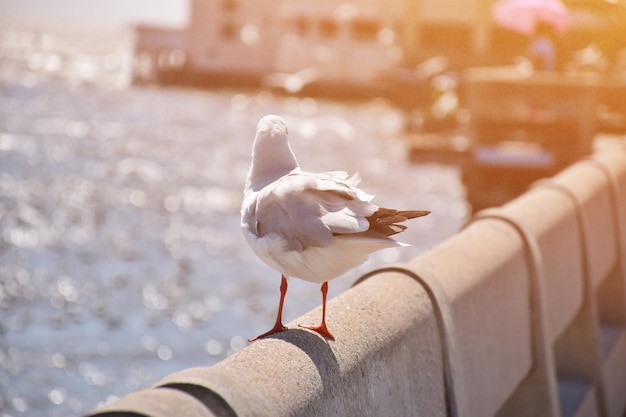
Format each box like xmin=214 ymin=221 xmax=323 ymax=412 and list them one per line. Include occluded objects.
xmin=492 ymin=0 xmax=572 ymax=35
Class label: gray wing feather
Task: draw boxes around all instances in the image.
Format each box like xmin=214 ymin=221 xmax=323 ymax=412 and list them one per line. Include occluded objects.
xmin=253 ymin=171 xmax=377 ymax=251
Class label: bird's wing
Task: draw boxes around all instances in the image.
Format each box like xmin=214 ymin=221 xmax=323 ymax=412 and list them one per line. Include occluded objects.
xmin=248 ymin=170 xmax=379 ymax=251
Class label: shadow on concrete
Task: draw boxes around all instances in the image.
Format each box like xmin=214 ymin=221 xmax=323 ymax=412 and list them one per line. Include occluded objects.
xmin=272 ymin=328 xmax=341 ymax=395
xmin=160 ymin=382 xmax=239 ymax=417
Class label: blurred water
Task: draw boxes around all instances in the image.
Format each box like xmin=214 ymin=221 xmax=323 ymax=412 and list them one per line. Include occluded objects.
xmin=0 ymin=21 xmax=468 ymax=417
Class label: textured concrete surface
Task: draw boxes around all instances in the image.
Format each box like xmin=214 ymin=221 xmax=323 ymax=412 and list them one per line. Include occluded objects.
xmin=551 ymin=162 xmax=617 ymax=288
xmin=412 ymin=218 xmax=533 ymax=417
xmin=499 ymin=187 xmax=584 ymax=340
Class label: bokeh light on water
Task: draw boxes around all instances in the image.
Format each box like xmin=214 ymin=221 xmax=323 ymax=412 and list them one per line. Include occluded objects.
xmin=0 ymin=21 xmax=468 ymax=416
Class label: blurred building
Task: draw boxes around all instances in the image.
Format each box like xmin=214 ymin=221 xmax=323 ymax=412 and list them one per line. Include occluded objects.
xmin=135 ymin=0 xmax=626 ymax=91
xmin=134 ymin=0 xmax=500 ymax=89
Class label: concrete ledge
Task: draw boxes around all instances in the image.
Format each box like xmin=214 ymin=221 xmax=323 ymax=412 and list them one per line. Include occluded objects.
xmin=412 ymin=218 xmax=532 ymax=416
xmin=497 ymin=186 xmax=584 ymax=340
xmin=549 ymin=161 xmax=618 ymax=288
xmin=592 ymin=149 xmax=626 ymax=417
xmin=592 ymin=151 xmax=626 ymax=261
xmin=86 ymin=146 xmax=626 ymax=417
xmin=592 ymin=149 xmax=626 ymax=309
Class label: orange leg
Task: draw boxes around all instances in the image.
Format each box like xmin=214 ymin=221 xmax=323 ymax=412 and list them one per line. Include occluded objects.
xmin=249 ymin=275 xmax=288 ymax=342
xmin=299 ymin=281 xmax=335 ymax=340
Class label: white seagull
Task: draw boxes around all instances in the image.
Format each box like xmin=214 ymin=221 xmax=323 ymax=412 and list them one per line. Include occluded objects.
xmin=241 ymin=115 xmax=430 ymax=341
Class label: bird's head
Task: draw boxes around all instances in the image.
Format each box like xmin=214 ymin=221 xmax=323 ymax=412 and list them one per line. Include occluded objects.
xmin=246 ymin=115 xmax=299 ymax=192
xmin=256 ymin=115 xmax=288 ymax=138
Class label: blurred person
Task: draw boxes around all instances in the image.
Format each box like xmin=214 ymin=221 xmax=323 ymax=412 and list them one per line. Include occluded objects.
xmin=528 ymin=23 xmax=556 ymax=71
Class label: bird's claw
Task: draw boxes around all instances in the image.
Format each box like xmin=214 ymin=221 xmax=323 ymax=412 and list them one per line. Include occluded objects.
xmin=248 ymin=324 xmax=288 ymax=342
xmin=299 ymin=323 xmax=335 ymax=340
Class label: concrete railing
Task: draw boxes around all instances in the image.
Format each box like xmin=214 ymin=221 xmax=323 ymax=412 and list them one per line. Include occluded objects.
xmin=86 ymin=142 xmax=626 ymax=417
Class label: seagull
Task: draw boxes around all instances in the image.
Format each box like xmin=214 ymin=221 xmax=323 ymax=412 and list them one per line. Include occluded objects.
xmin=241 ymin=115 xmax=430 ymax=341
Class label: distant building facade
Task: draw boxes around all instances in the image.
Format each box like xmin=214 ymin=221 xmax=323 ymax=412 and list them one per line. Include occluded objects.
xmin=135 ymin=0 xmax=509 ymax=88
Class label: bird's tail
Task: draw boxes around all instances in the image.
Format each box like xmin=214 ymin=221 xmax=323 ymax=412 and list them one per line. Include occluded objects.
xmin=367 ymin=208 xmax=430 ymax=237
